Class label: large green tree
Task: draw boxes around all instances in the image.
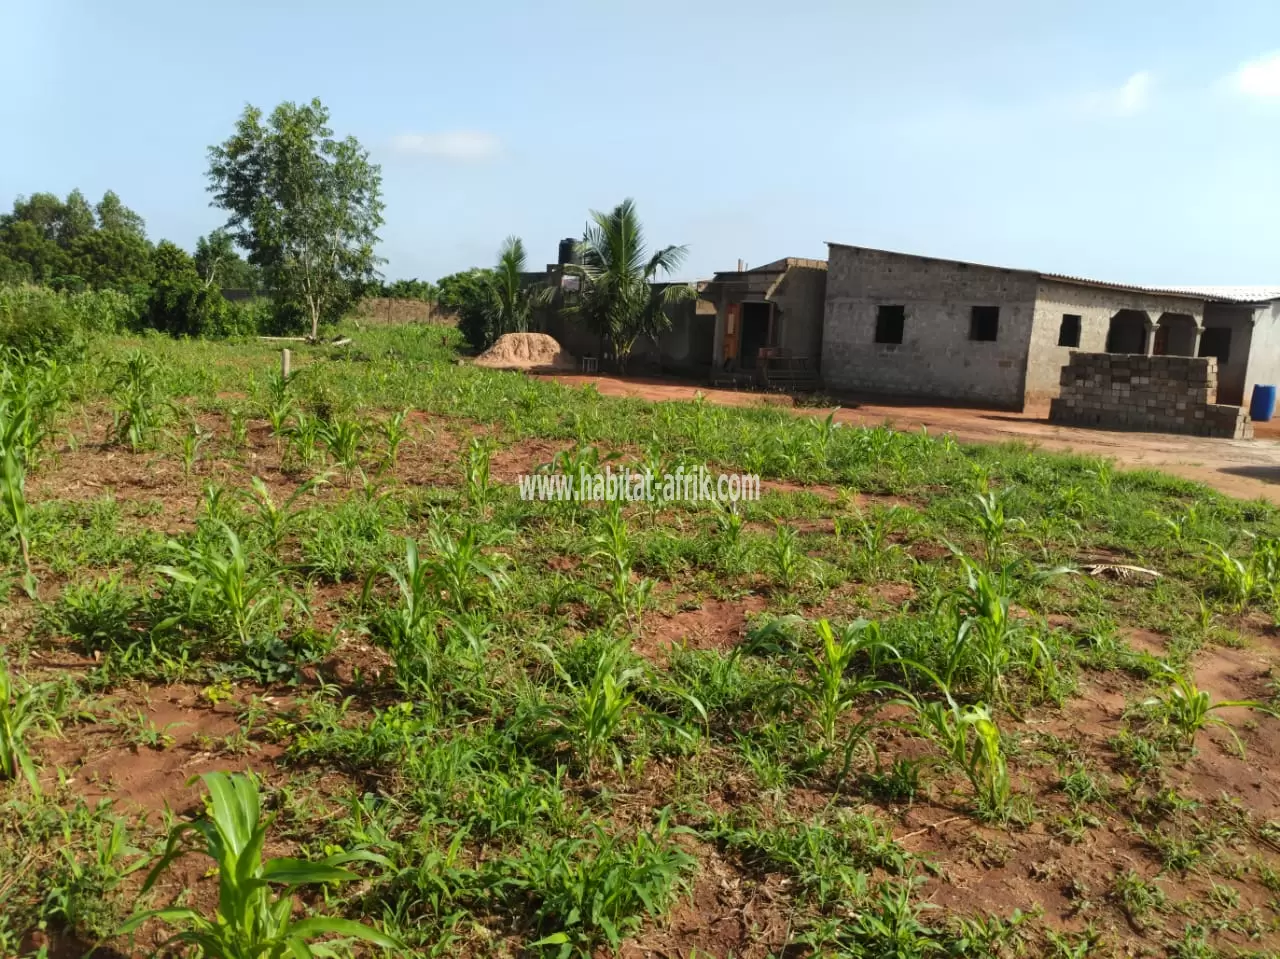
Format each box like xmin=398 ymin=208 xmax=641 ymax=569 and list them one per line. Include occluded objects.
xmin=564 ymin=199 xmax=693 ymax=371
xmin=0 ymin=189 xmax=151 ymax=289
xmin=93 ymin=190 xmax=147 ymax=239
xmin=206 ymin=98 xmax=384 ymax=339
xmin=68 ymin=229 xmax=153 ymax=290
xmin=437 ymin=267 xmax=496 ymax=351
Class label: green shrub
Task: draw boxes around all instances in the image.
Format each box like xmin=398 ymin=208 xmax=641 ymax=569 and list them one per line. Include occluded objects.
xmin=0 ymin=285 xmax=140 ymax=356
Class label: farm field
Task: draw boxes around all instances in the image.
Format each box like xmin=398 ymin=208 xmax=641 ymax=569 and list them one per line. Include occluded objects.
xmin=538 ymin=373 xmax=1280 ymax=506
xmin=7 ymin=325 xmax=1280 ymax=958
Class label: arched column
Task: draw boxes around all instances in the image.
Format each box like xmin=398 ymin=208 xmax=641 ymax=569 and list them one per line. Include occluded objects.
xmin=1106 ymin=309 xmax=1153 ymax=354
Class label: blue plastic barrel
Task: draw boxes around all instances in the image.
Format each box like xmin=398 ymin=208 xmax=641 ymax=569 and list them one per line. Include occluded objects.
xmin=1250 ymin=385 xmax=1277 ymax=423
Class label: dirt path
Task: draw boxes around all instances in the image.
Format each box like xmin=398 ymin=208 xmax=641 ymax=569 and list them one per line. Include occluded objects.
xmin=540 ymin=373 xmax=1280 ymax=503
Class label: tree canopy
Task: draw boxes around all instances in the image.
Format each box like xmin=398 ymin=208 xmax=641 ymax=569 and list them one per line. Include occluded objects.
xmin=565 ymin=198 xmax=693 ymax=370
xmin=194 ymin=229 xmax=260 ymax=292
xmin=207 ymin=97 xmax=384 ymax=339
xmin=0 ymin=189 xmax=152 ymax=290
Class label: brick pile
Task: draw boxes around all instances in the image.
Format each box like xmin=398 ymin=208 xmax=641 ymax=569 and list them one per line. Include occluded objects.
xmin=1049 ymin=352 xmax=1252 ymax=439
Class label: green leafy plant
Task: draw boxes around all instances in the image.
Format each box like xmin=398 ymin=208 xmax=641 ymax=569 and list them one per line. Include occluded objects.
xmin=283 ymin=410 xmax=325 ymax=472
xmin=0 ymin=446 xmax=35 ymax=596
xmin=908 ymin=684 xmax=1012 ymax=818
xmin=766 ymin=523 xmax=808 ymax=591
xmin=540 ymin=444 xmax=620 ymax=519
xmin=239 ymin=474 xmax=327 ymax=554
xmin=464 ymin=435 xmax=495 ymax=511
xmin=177 ymin=420 xmax=210 ymax=475
xmin=0 ymin=654 xmax=60 ymax=793
xmin=538 ymin=642 xmax=643 ymax=775
xmin=847 ymin=504 xmax=912 ymax=578
xmin=159 ymin=521 xmax=288 ymax=646
xmin=1143 ymin=665 xmax=1275 ymax=757
xmin=508 ymin=812 xmax=695 ymax=957
xmin=379 ymin=408 xmax=412 ymax=470
xmin=589 ymin=501 xmax=652 ymax=624
xmin=802 ymin=618 xmax=897 ymax=748
xmin=120 ymin=771 xmax=400 ymax=957
xmin=110 ymin=349 xmax=170 ymax=450
xmin=1206 ymin=544 xmax=1259 ymax=610
xmin=259 ymin=367 xmax=295 ymax=448
xmin=318 ymin=416 xmax=365 ymax=479
xmin=971 ymin=489 xmax=1024 ymax=564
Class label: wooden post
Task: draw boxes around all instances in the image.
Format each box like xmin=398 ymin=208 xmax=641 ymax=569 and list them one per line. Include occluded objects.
xmin=281 ymin=348 xmax=291 ymax=381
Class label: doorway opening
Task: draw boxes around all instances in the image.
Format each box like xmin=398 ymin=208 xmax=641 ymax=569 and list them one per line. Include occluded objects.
xmin=739 ymin=302 xmax=772 ymax=367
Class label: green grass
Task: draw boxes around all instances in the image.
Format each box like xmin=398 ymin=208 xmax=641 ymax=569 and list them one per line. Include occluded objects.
xmin=5 ymin=322 xmax=1280 ymax=957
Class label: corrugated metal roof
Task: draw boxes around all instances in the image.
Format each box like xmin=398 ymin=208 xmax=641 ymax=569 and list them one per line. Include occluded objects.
xmin=1162 ymin=284 xmax=1280 ymax=303
xmin=825 ymin=244 xmax=1280 ymax=305
xmin=1040 ymin=273 xmax=1280 ymax=304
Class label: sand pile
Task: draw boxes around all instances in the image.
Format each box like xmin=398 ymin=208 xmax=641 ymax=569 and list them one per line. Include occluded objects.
xmin=473 ymin=332 xmax=576 ymax=371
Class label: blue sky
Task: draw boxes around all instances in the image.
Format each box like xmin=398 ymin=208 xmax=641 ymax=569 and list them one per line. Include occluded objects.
xmin=4 ymin=1 xmax=1279 ymax=284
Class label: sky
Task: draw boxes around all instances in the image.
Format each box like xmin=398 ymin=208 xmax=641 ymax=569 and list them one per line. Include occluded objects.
xmin=3 ymin=1 xmax=1280 ymax=285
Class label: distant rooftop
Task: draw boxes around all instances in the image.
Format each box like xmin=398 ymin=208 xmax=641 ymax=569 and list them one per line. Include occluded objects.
xmin=826 ymin=242 xmax=1280 ymax=305
xmin=710 ymin=256 xmax=827 ymax=280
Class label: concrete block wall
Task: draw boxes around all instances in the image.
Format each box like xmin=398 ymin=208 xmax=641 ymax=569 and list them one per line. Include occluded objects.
xmin=821 ymin=245 xmax=1039 ymax=408
xmin=1049 ymin=352 xmax=1252 ymax=439
xmin=773 ymin=265 xmax=828 ymax=365
xmin=1025 ymin=281 xmax=1205 ymax=409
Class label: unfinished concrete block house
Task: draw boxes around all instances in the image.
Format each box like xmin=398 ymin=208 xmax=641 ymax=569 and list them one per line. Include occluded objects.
xmin=820 ymin=244 xmax=1280 ymax=420
xmin=699 ymin=257 xmax=828 ymax=389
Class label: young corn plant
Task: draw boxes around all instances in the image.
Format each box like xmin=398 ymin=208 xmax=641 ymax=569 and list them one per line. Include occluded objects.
xmin=239 ymin=474 xmax=328 ymax=555
xmin=318 ymin=416 xmax=365 ymax=481
xmin=201 ymin=481 xmax=238 ymax=527
xmin=909 ymin=683 xmax=1012 ymax=818
xmin=227 ymin=406 xmax=250 ymax=451
xmin=847 ymin=505 xmax=911 ymax=578
xmin=110 ymin=350 xmax=169 ymax=451
xmin=0 ymin=447 xmax=36 ymax=596
xmin=767 ymin=523 xmax=809 ymax=592
xmin=540 ymin=642 xmax=643 ymax=775
xmin=424 ymin=522 xmax=508 ymax=612
xmin=365 ymin=538 xmax=448 ymax=696
xmin=120 ymin=772 xmax=400 ymax=958
xmin=379 ymin=408 xmax=413 ymax=471
xmin=177 ymin=421 xmax=209 ymax=476
xmin=709 ymin=499 xmax=746 ymax=571
xmin=956 ymin=557 xmax=1036 ymax=708
xmin=261 ymin=369 xmax=294 ymax=445
xmin=803 ymin=618 xmax=898 ymax=749
xmin=265 ymin=394 xmax=295 ymax=452
xmin=971 ymin=489 xmax=1024 ymax=565
xmin=1147 ymin=506 xmax=1200 ymax=547
xmin=1143 ymin=665 xmax=1275 ymax=757
xmin=1 ymin=654 xmax=60 ymax=794
xmin=159 ymin=521 xmax=285 ymax=647
xmin=1206 ymin=544 xmax=1259 ymax=610
xmin=464 ymin=436 xmax=496 ymax=511
xmin=541 ymin=444 xmax=621 ymax=521
xmin=283 ymin=410 xmax=324 ymax=473
xmin=0 ymin=352 xmax=70 ymax=465
xmin=590 ymin=501 xmax=653 ymax=625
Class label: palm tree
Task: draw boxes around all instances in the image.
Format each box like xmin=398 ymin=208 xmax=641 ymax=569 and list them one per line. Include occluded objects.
xmin=477 ymin=236 xmax=554 ymax=343
xmin=566 ymin=199 xmax=694 ymax=372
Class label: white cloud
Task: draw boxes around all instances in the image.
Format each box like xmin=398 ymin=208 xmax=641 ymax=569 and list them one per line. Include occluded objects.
xmin=1230 ymin=51 xmax=1280 ymax=98
xmin=388 ymin=131 xmax=501 ymax=161
xmin=1075 ymin=71 xmax=1153 ymax=118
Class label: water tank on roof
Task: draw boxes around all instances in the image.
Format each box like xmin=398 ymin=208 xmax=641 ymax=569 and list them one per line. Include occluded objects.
xmin=557 ymin=237 xmax=579 ymax=266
